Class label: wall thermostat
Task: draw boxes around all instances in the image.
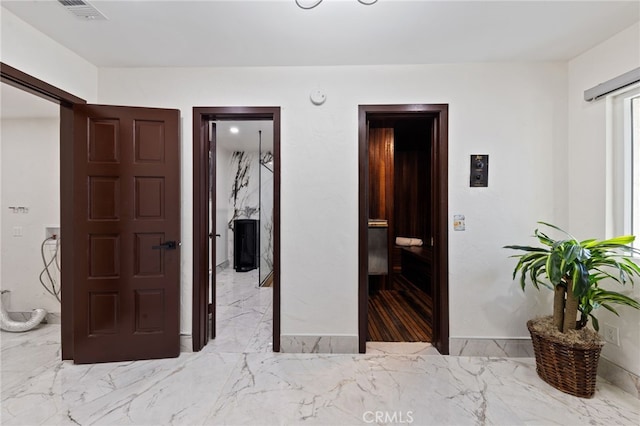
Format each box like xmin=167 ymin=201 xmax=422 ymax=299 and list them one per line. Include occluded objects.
xmin=310 ymin=89 xmax=326 ymax=105
xmin=470 ymin=154 xmax=488 ymax=187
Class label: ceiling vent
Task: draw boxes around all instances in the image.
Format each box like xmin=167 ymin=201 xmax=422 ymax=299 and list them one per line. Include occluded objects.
xmin=57 ymin=0 xmax=107 ymax=20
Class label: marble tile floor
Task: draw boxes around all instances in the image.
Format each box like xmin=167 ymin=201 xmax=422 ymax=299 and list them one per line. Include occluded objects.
xmin=205 ymin=268 xmax=274 ymax=354
xmin=1 ymin=269 xmax=639 ymax=425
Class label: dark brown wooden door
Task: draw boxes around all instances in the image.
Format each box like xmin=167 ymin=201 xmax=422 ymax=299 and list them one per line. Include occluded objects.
xmin=72 ymin=104 xmax=180 ymax=363
xmin=209 ymin=122 xmax=216 ymax=340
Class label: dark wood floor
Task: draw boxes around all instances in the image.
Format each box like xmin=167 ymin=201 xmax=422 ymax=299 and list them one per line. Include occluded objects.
xmin=367 ymin=274 xmax=433 ymax=342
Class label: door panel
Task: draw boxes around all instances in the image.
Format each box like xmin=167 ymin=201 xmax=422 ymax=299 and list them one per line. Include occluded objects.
xmin=209 ymin=123 xmax=216 ymax=340
xmin=73 ymin=104 xmax=180 ymax=363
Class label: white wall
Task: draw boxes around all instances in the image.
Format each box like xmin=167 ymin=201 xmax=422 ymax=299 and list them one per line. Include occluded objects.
xmin=0 ymin=8 xmax=98 ymax=102
xmin=0 ymin=116 xmax=2 ymax=296
xmin=98 ymin=63 xmax=568 ymax=340
xmin=1 ymin=118 xmax=61 ymax=315
xmin=568 ymin=23 xmax=640 ymax=375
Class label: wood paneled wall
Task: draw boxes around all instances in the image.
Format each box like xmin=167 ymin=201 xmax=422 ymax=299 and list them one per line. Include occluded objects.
xmin=368 ymin=120 xmax=432 ymax=280
xmin=394 ymin=122 xmax=431 ymax=243
xmin=368 ymin=127 xmax=394 ymax=221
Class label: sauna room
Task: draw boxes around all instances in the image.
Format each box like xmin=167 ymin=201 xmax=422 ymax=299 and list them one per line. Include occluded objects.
xmin=367 ymin=117 xmax=434 ymax=343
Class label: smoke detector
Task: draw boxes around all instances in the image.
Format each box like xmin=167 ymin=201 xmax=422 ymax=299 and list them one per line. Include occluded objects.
xmin=58 ymin=0 xmax=107 ymax=20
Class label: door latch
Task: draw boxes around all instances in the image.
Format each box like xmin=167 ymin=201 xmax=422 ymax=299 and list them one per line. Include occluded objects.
xmin=152 ymin=241 xmax=179 ymax=250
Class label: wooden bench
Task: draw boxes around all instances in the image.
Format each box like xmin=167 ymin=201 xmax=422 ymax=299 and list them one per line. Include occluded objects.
xmin=399 ymin=246 xmax=432 ymax=293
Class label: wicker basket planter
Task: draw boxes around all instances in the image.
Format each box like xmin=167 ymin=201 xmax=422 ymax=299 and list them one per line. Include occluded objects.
xmin=527 ymin=318 xmax=605 ymax=398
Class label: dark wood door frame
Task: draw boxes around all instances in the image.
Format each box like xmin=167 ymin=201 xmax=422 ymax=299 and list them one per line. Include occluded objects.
xmin=1 ymin=62 xmax=86 ymax=360
xmin=358 ymin=104 xmax=449 ymax=354
xmin=192 ymin=106 xmax=281 ymax=352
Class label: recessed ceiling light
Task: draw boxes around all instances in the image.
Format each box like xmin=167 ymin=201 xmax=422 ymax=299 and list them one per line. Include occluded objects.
xmin=230 ymin=127 xmax=239 ymax=134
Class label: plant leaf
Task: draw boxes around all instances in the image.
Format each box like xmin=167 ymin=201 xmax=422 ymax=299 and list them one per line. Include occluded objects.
xmin=590 ymin=314 xmax=600 ymax=331
xmin=547 ymin=251 xmax=563 ymax=284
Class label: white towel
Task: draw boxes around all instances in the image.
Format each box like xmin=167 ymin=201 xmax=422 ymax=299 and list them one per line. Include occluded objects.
xmin=395 ymin=237 xmax=423 ymax=247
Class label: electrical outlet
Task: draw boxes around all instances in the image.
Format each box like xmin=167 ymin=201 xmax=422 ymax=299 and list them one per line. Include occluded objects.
xmin=601 ymin=323 xmax=620 ymax=346
xmin=45 ymin=226 xmax=60 ymax=240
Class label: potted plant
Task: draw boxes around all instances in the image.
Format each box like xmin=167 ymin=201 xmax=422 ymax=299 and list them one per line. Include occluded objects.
xmin=504 ymin=222 xmax=640 ymax=398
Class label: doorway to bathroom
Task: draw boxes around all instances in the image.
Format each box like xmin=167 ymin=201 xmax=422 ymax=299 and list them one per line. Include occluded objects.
xmin=210 ymin=120 xmax=274 ymax=352
xmin=358 ymin=104 xmax=449 ymax=354
xmin=212 ymin=120 xmax=274 ymax=287
xmin=192 ymin=107 xmax=281 ymax=352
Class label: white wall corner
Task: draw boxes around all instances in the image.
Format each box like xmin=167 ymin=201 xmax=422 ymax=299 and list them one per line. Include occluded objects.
xmin=598 ymin=356 xmax=640 ymax=400
xmin=1 ymin=7 xmax=98 ymax=101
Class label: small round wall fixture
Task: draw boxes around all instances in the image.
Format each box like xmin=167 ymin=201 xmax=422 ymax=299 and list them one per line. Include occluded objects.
xmin=296 ymin=0 xmax=378 ymax=9
xmin=310 ymin=89 xmax=326 ymax=105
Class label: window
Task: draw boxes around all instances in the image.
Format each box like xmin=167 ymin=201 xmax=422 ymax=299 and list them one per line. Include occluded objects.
xmin=607 ymin=84 xmax=640 ymax=247
xmin=632 ymin=95 xmax=640 ymax=245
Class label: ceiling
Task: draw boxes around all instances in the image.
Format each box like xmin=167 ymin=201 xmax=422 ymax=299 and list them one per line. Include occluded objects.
xmin=2 ymin=1 xmax=638 ymax=135
xmin=2 ymin=0 xmax=639 ymax=68
xmin=215 ymin=120 xmax=274 ymax=153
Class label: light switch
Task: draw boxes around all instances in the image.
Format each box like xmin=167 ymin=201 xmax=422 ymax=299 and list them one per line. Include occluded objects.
xmin=470 ymin=155 xmax=488 ymax=187
xmin=453 ymin=215 xmax=465 ymax=231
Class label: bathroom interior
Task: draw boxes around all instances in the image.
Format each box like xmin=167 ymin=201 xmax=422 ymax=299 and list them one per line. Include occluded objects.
xmin=367 ymin=117 xmax=434 ymax=343
xmin=208 ymin=119 xmax=274 ymax=342
xmin=210 ymin=119 xmax=274 ymax=284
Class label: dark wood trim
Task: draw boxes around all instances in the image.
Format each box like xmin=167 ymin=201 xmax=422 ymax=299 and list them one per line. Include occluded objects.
xmin=59 ymin=104 xmax=74 ymax=360
xmin=432 ymin=108 xmax=449 ymax=355
xmin=358 ymin=107 xmax=369 ymax=353
xmin=358 ymin=104 xmax=449 ymax=354
xmin=192 ymin=106 xmax=281 ymax=352
xmin=209 ymin=123 xmax=216 ymax=340
xmin=1 ymin=62 xmax=86 ymax=106
xmin=1 ymin=62 xmax=87 ymax=360
xmin=192 ymin=114 xmax=210 ymax=351
xmin=272 ymin=110 xmax=281 ymax=352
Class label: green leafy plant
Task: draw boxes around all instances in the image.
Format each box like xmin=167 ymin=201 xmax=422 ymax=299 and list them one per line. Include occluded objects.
xmin=504 ymin=222 xmax=640 ymax=333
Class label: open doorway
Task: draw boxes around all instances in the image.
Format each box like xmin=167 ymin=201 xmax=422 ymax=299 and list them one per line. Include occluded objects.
xmin=212 ymin=121 xmax=273 ymax=285
xmin=209 ymin=120 xmax=274 ymax=351
xmin=192 ymin=107 xmax=281 ymax=352
xmin=3 ymin=64 xmax=183 ymax=364
xmin=358 ymin=104 xmax=449 ymax=354
xmin=1 ymin=63 xmax=83 ymax=360
xmin=1 ymin=82 xmax=61 ymax=330
xmin=366 ymin=118 xmax=433 ymax=342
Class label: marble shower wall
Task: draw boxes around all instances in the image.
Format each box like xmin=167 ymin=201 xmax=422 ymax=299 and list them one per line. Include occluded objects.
xmin=227 ymin=150 xmax=273 ymax=277
xmin=227 ymin=151 xmax=258 ymax=263
xmin=260 ymin=151 xmax=274 ymax=284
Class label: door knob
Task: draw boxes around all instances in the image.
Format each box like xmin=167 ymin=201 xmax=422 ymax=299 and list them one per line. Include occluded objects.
xmin=152 ymin=241 xmax=178 ymax=250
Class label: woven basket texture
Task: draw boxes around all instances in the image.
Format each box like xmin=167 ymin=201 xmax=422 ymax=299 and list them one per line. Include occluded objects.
xmin=527 ymin=319 xmax=604 ymax=398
